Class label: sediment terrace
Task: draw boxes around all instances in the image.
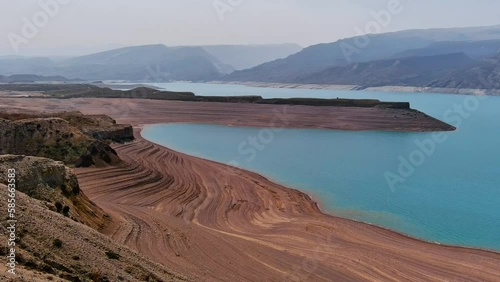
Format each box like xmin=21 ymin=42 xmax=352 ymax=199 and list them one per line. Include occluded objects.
xmin=75 ymin=129 xmax=500 ymax=281
xmin=0 ymin=96 xmax=454 ymax=132
xmin=0 ymin=97 xmax=498 ymax=281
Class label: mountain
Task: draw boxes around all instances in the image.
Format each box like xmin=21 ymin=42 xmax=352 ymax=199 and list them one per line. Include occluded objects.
xmin=298 ymin=53 xmax=477 ymax=87
xmin=0 ymin=45 xmax=231 ymax=82
xmin=201 ymin=44 xmax=302 ymax=70
xmin=57 ymin=44 xmax=229 ymax=81
xmin=393 ymin=39 xmax=500 ymax=60
xmin=224 ymin=25 xmax=500 ymax=83
xmin=0 ymin=57 xmax=55 ymax=75
xmin=428 ymin=53 xmax=500 ymax=89
xmin=0 ymin=166 xmax=185 ymax=281
xmin=0 ymin=44 xmax=302 ymax=82
xmin=0 ymin=74 xmax=71 ymax=83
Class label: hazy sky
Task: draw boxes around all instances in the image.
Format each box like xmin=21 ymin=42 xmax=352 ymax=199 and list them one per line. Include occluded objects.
xmin=1 ymin=0 xmax=500 ymax=56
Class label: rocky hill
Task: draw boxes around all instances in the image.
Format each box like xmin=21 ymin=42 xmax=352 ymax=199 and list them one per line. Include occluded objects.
xmin=76 ymin=141 xmax=122 ymax=168
xmin=0 ymin=45 xmax=229 ymax=82
xmin=201 ymin=44 xmax=302 ymax=70
xmin=0 ymin=155 xmax=107 ymax=230
xmin=223 ymin=25 xmax=500 ymax=91
xmin=392 ymin=39 xmax=500 ymax=60
xmin=54 ymin=112 xmax=134 ymax=143
xmin=0 ymin=74 xmax=72 ymax=83
xmin=0 ymin=111 xmax=133 ymax=165
xmin=0 ymin=183 xmax=186 ymax=281
xmin=428 ymin=53 xmax=500 ymax=89
xmin=297 ymin=53 xmax=476 ymax=87
xmin=0 ymin=118 xmax=93 ymax=164
xmin=0 ymin=109 xmax=179 ymax=281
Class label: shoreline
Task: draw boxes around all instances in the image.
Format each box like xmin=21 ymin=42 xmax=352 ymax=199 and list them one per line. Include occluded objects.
xmin=96 ymin=127 xmax=500 ymax=281
xmin=140 ymin=123 xmax=499 ymax=254
xmin=2 ymin=97 xmax=499 ymax=281
xmin=210 ymin=81 xmax=500 ymax=96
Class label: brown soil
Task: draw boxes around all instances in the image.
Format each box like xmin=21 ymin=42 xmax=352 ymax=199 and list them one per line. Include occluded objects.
xmin=1 ymin=98 xmax=498 ymax=281
xmin=0 ymin=184 xmax=187 ymax=282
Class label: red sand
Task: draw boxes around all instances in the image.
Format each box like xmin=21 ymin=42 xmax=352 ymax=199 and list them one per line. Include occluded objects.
xmin=1 ymin=97 xmax=498 ymax=281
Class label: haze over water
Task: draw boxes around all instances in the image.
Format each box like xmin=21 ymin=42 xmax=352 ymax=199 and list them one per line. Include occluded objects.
xmin=142 ymin=83 xmax=500 ymax=251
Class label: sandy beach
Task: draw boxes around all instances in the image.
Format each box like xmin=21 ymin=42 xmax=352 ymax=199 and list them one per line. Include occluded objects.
xmin=1 ymin=97 xmax=499 ymax=281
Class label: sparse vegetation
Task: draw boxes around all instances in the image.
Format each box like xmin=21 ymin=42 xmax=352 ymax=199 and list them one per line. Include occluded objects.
xmin=24 ymin=260 xmax=38 ymax=269
xmin=62 ymin=206 xmax=70 ymax=216
xmin=105 ymin=250 xmax=120 ymax=260
xmin=0 ymin=183 xmax=185 ymax=282
xmin=40 ymin=264 xmax=55 ymax=274
xmin=55 ymin=201 xmax=63 ymax=213
xmin=53 ymin=239 xmax=63 ymax=248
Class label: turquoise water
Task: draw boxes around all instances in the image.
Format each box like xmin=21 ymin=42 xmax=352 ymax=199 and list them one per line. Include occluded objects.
xmin=141 ymin=83 xmax=500 ymax=251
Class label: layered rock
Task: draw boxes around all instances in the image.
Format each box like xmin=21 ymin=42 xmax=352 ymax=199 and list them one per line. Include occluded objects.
xmin=55 ymin=112 xmax=134 ymax=143
xmin=0 ymin=118 xmax=93 ymax=164
xmin=0 ymin=111 xmax=133 ymax=166
xmin=0 ymin=155 xmax=107 ymax=230
xmin=75 ymin=141 xmax=122 ymax=168
xmin=0 ymin=183 xmax=186 ymax=281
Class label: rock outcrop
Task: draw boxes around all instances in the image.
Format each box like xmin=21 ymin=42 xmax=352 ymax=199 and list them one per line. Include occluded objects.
xmin=0 ymin=111 xmax=133 ymax=166
xmin=0 ymin=183 xmax=186 ymax=282
xmin=75 ymin=141 xmax=122 ymax=168
xmin=0 ymin=155 xmax=107 ymax=230
xmin=0 ymin=117 xmax=93 ymax=164
xmin=55 ymin=112 xmax=134 ymax=143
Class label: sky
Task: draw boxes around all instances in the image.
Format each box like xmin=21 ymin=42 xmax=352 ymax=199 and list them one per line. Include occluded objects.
xmin=1 ymin=0 xmax=500 ymax=56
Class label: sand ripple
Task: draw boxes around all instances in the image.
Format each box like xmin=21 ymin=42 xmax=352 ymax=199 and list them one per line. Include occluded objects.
xmin=76 ymin=130 xmax=500 ymax=282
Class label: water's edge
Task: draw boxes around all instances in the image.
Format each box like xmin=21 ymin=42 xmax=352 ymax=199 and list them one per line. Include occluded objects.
xmin=140 ymin=123 xmax=499 ymax=254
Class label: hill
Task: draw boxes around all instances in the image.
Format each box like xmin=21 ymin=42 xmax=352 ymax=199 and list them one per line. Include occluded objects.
xmin=428 ymin=53 xmax=500 ymax=89
xmin=298 ymin=53 xmax=477 ymax=87
xmin=0 ymin=182 xmax=186 ymax=281
xmin=0 ymin=45 xmax=231 ymax=82
xmin=0 ymin=111 xmax=133 ymax=164
xmin=0 ymin=155 xmax=107 ymax=230
xmin=0 ymin=44 xmax=302 ymax=82
xmin=0 ymin=74 xmax=71 ymax=83
xmin=224 ymin=25 xmax=500 ymax=83
xmin=0 ymin=57 xmax=55 ymax=75
xmin=201 ymin=43 xmax=302 ymax=70
xmin=58 ymin=44 xmax=229 ymax=81
xmin=393 ymin=39 xmax=500 ymax=59
xmin=0 ymin=118 xmax=94 ymax=164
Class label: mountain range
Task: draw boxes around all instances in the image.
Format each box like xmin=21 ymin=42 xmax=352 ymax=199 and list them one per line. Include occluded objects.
xmin=0 ymin=44 xmax=301 ymax=82
xmin=224 ymin=25 xmax=500 ymax=90
xmin=1 ymin=25 xmax=500 ymax=90
xmin=0 ymin=74 xmax=72 ymax=83
xmin=200 ymin=44 xmax=302 ymax=70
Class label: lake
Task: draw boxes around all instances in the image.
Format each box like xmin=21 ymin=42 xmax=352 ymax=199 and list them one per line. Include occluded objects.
xmin=141 ymin=83 xmax=500 ymax=251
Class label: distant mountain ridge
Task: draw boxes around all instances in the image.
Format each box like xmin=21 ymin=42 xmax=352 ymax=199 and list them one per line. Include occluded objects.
xmin=201 ymin=44 xmax=302 ymax=70
xmin=2 ymin=25 xmax=500 ymax=90
xmin=53 ymin=44 xmax=228 ymax=81
xmin=0 ymin=74 xmax=72 ymax=83
xmin=0 ymin=44 xmax=302 ymax=82
xmin=298 ymin=53 xmax=477 ymax=87
xmin=224 ymin=25 xmax=500 ymax=90
xmin=428 ymin=52 xmax=500 ymax=89
xmin=392 ymin=39 xmax=500 ymax=60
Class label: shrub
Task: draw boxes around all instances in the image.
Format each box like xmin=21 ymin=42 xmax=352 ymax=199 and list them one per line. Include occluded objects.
xmin=40 ymin=264 xmax=55 ymax=274
xmin=24 ymin=260 xmax=38 ymax=269
xmin=53 ymin=239 xmax=63 ymax=248
xmin=55 ymin=202 xmax=63 ymax=213
xmin=62 ymin=206 xmax=70 ymax=216
xmin=105 ymin=250 xmax=120 ymax=260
